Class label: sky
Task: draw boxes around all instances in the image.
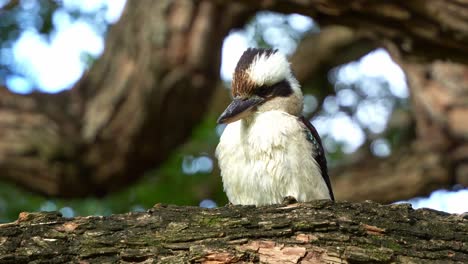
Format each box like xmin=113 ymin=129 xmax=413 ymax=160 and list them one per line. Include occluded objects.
xmin=5 ymin=0 xmax=126 ymax=92
xmin=3 ymin=0 xmax=467 ymax=214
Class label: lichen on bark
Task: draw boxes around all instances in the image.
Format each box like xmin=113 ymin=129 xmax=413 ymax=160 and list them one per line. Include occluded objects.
xmin=0 ymin=201 xmax=466 ymax=263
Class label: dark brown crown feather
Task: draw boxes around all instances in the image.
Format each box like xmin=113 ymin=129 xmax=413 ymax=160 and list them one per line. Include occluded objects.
xmin=232 ymin=48 xmax=278 ymax=97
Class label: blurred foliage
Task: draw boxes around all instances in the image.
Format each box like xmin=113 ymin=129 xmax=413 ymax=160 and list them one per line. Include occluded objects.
xmin=0 ymin=0 xmax=108 ymax=86
xmin=1 ymin=0 xmax=55 ymax=82
xmin=0 ymin=4 xmax=412 ymax=222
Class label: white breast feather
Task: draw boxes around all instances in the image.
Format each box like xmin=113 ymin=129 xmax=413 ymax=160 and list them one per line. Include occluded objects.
xmin=216 ymin=111 xmax=330 ymax=205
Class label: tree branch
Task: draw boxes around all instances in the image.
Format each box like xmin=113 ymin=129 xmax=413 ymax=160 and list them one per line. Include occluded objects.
xmin=333 ymin=147 xmax=451 ymax=203
xmin=291 ymin=26 xmax=376 ymax=83
xmin=0 ymin=201 xmax=466 ymax=263
xmin=235 ymin=0 xmax=468 ymax=63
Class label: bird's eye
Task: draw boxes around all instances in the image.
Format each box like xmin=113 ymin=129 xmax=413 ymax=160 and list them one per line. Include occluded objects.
xmin=254 ymin=86 xmax=270 ymax=97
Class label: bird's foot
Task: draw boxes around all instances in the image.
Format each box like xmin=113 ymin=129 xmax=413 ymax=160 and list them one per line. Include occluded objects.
xmin=281 ymin=196 xmax=298 ymax=205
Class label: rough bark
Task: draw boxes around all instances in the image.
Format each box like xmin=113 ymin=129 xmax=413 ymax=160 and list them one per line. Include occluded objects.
xmin=0 ymin=201 xmax=466 ymax=263
xmin=1 ymin=0 xmax=468 ymax=200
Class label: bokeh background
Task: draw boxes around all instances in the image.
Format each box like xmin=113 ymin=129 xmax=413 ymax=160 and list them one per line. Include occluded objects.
xmin=0 ymin=0 xmax=466 ymax=223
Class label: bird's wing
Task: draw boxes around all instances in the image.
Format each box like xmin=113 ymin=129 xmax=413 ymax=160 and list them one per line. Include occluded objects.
xmin=299 ymin=116 xmax=335 ymax=201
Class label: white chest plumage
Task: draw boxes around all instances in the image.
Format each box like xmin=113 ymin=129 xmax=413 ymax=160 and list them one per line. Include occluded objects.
xmin=216 ymin=110 xmax=331 ymax=205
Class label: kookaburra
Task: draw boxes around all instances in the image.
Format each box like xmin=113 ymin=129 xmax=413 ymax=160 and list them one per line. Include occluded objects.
xmin=216 ymin=48 xmax=334 ymax=206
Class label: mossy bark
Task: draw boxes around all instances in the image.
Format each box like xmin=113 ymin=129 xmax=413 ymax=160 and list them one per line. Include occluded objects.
xmin=0 ymin=201 xmax=466 ymax=263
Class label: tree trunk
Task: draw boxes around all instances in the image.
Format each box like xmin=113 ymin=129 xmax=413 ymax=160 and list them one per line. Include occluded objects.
xmin=0 ymin=0 xmax=468 ymax=201
xmin=0 ymin=1 xmax=254 ymax=197
xmin=0 ymin=202 xmax=466 ymax=263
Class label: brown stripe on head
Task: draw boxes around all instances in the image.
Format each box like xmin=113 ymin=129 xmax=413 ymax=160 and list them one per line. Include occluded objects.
xmin=232 ymin=48 xmax=278 ymax=97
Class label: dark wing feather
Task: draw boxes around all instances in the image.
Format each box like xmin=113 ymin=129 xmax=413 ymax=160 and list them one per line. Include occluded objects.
xmin=299 ymin=116 xmax=335 ymax=201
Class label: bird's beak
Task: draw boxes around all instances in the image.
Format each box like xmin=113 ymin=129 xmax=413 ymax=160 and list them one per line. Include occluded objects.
xmin=217 ymin=96 xmax=264 ymax=124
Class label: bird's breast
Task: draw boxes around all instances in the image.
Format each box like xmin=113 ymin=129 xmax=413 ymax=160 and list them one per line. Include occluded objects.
xmin=216 ymin=111 xmax=330 ymax=205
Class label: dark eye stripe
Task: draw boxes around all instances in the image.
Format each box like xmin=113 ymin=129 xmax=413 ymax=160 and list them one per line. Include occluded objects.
xmin=254 ymin=80 xmax=293 ymax=98
xmin=255 ymin=86 xmax=270 ymax=97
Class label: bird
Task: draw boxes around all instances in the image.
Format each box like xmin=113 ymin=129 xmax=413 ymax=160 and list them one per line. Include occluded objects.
xmin=215 ymin=48 xmax=334 ymax=206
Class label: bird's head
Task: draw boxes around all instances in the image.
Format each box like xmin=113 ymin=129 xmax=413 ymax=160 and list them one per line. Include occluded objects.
xmin=217 ymin=48 xmax=303 ymax=124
